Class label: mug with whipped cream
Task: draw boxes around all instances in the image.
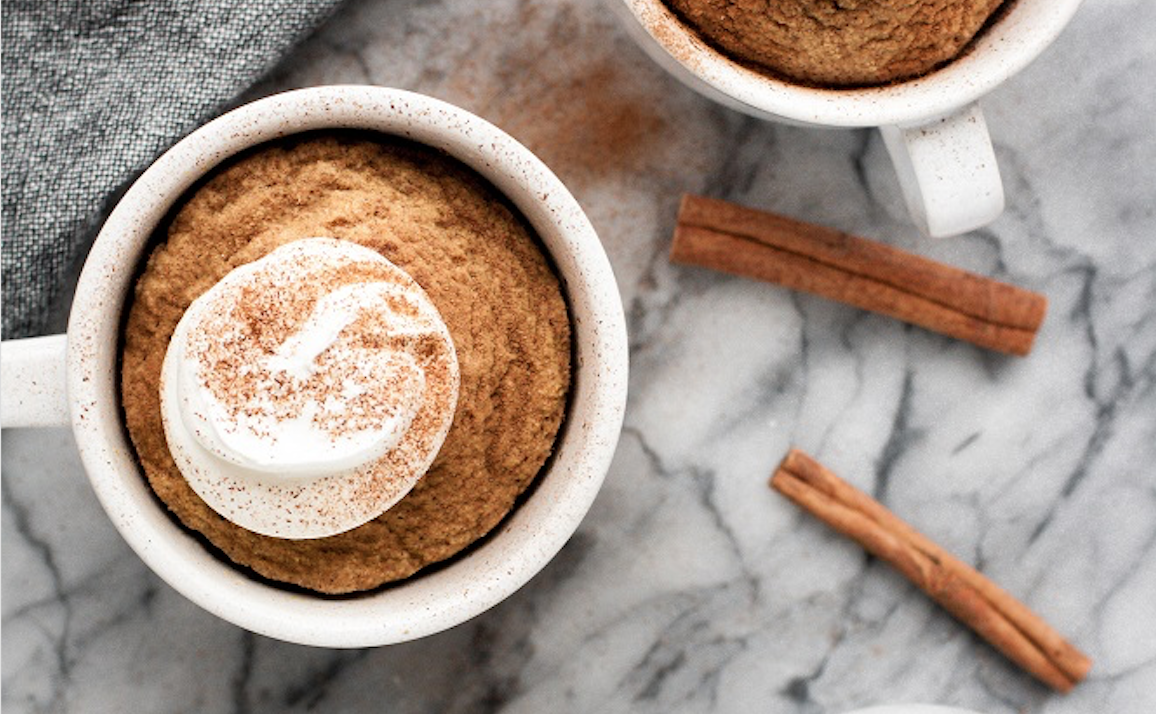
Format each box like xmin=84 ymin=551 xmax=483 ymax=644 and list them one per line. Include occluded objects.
xmin=0 ymin=86 xmax=628 ymax=647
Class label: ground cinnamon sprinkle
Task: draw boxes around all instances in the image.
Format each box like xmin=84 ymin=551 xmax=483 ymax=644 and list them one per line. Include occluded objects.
xmin=508 ymin=61 xmax=666 ymax=177
xmin=188 ymin=249 xmax=444 ymax=439
xmin=449 ymin=5 xmax=672 ymax=184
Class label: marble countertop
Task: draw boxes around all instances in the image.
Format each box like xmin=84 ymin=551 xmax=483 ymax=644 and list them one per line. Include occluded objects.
xmin=3 ymin=0 xmax=1154 ymax=712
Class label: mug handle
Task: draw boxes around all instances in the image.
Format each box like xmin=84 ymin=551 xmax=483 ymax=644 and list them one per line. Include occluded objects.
xmin=879 ymin=102 xmax=1004 ymax=238
xmin=1 ymin=334 xmax=70 ymax=428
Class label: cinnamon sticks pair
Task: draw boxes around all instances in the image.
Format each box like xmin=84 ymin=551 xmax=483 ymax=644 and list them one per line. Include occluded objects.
xmin=670 ymin=194 xmax=1047 ymax=356
xmin=771 ymin=449 xmax=1092 ymax=692
xmin=674 ymin=197 xmax=1081 ymax=686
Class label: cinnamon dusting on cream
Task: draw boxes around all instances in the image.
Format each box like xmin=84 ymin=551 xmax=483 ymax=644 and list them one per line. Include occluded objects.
xmin=162 ymin=238 xmax=460 ymax=539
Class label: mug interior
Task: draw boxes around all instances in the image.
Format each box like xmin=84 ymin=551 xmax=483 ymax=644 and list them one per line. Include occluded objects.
xmin=618 ymin=0 xmax=1084 ymax=127
xmin=66 ymin=86 xmax=628 ymax=647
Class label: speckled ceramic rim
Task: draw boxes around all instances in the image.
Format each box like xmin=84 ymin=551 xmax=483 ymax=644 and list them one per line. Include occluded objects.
xmin=615 ymin=0 xmax=1084 ymax=128
xmin=67 ymin=86 xmax=628 ymax=647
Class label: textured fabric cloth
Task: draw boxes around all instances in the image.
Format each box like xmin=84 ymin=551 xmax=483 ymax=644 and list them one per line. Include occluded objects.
xmin=2 ymin=0 xmax=343 ymax=338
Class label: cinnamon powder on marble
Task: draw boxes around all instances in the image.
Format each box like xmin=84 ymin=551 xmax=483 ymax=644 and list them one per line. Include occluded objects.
xmin=462 ymin=5 xmax=670 ymax=182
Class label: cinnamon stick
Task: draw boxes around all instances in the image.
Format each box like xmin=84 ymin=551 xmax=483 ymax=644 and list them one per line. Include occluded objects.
xmin=671 ymin=194 xmax=1047 ymax=356
xmin=770 ymin=449 xmax=1092 ymax=692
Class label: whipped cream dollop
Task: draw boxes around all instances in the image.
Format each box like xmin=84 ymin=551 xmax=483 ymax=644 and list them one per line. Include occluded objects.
xmin=160 ymin=238 xmax=459 ymax=539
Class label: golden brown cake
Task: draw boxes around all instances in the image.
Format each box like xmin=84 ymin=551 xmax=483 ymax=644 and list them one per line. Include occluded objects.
xmin=120 ymin=132 xmax=572 ymax=594
xmin=664 ymin=0 xmax=1010 ymax=87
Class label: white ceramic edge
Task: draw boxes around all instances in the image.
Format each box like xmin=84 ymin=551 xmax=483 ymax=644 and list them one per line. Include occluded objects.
xmin=66 ymin=85 xmax=629 ymax=648
xmin=614 ymin=0 xmax=1085 ymax=128
xmin=0 ymin=334 xmax=70 ymax=428
xmin=879 ymin=103 xmax=1005 ymax=237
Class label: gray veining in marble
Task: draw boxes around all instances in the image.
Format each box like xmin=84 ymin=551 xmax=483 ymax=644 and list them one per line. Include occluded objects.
xmin=4 ymin=0 xmax=1155 ymax=712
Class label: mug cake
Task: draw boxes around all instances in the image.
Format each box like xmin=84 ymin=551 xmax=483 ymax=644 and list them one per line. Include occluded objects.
xmin=663 ymin=0 xmax=1011 ymax=86
xmin=120 ymin=132 xmax=572 ymax=595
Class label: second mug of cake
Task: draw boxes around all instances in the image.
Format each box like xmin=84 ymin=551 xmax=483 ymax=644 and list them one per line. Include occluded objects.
xmin=611 ymin=0 xmax=1084 ymax=237
xmin=0 ymin=86 xmax=628 ymax=646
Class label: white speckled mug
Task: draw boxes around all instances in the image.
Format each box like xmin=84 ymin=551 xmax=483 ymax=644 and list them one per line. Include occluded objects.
xmin=611 ymin=0 xmax=1083 ymax=237
xmin=0 ymin=86 xmax=629 ymax=647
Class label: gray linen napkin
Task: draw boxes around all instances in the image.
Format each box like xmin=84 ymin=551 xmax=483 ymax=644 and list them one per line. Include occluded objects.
xmin=2 ymin=0 xmax=343 ymax=338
